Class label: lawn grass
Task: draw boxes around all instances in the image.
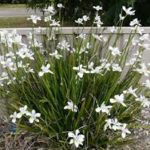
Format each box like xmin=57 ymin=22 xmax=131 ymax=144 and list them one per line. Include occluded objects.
xmin=0 ymin=17 xmax=74 ymax=28
xmin=0 ymin=4 xmax=44 ymax=28
xmin=0 ymin=17 xmax=46 ymax=28
xmin=0 ymin=4 xmax=26 ymax=8
xmin=0 ymin=4 xmax=73 ymax=28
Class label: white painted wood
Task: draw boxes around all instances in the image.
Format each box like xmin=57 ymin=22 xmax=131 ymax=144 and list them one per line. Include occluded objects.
xmin=0 ymin=27 xmax=150 ymax=65
xmin=0 ymin=27 xmax=150 ymax=63
xmin=0 ymin=27 xmax=150 ymax=34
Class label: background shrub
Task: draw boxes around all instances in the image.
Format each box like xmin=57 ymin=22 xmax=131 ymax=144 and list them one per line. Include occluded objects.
xmin=0 ymin=0 xmax=150 ymax=26
xmin=0 ymin=0 xmax=26 ymax=4
xmin=25 ymin=0 xmax=150 ymax=26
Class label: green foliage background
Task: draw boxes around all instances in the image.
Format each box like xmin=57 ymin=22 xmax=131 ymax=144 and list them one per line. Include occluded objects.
xmin=0 ymin=0 xmax=150 ymax=26
xmin=25 ymin=0 xmax=150 ymax=26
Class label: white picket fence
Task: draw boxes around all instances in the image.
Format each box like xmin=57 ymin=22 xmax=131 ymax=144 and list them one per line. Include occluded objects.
xmin=2 ymin=27 xmax=149 ymax=60
xmin=0 ymin=27 xmax=150 ymax=70
xmin=0 ymin=27 xmax=150 ymax=116
xmin=0 ymin=27 xmax=150 ymax=74
xmin=1 ymin=27 xmax=150 ymax=34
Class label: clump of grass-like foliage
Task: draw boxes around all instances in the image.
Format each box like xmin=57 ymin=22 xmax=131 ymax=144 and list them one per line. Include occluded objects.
xmin=0 ymin=4 xmax=150 ymax=150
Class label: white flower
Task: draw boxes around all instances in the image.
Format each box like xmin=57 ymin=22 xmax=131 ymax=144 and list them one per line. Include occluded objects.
xmin=88 ymin=62 xmax=103 ymax=74
xmin=134 ymin=51 xmax=142 ymax=57
xmin=139 ymin=34 xmax=150 ymax=41
xmin=1 ymin=58 xmax=14 ymax=69
xmin=13 ymin=34 xmax=22 ymax=44
xmin=92 ymin=34 xmax=107 ymax=42
xmin=57 ymin=3 xmax=64 ymax=8
xmin=122 ymin=6 xmax=135 ymax=16
xmin=73 ymin=65 xmax=89 ymax=78
xmin=25 ymin=67 xmax=34 ymax=73
xmin=138 ymin=34 xmax=150 ymax=49
xmin=126 ymin=57 xmax=137 ymax=66
xmin=38 ymin=64 xmax=54 ymax=77
xmin=7 ymin=77 xmax=16 ymax=85
xmin=17 ymin=105 xmax=28 ymax=118
xmin=88 ymin=62 xmax=94 ymax=70
xmin=136 ymin=95 xmax=150 ymax=108
xmin=135 ymin=63 xmax=150 ymax=77
xmin=136 ymin=95 xmax=145 ymax=102
xmin=68 ymin=129 xmax=85 ymax=148
xmin=64 ymin=101 xmax=78 ymax=112
xmin=142 ymin=99 xmax=150 ymax=108
xmin=6 ymin=52 xmax=15 ymax=58
xmin=104 ymin=118 xmax=131 ymax=138
xmin=85 ymin=42 xmax=91 ymax=49
xmin=82 ymin=15 xmax=89 ymax=22
xmin=27 ymin=15 xmax=41 ymax=24
xmin=79 ymin=47 xmax=88 ymax=54
xmin=142 ymin=79 xmax=150 ymax=89
xmin=109 ymin=26 xmax=117 ymax=33
xmin=93 ymin=5 xmax=102 ymax=11
xmin=136 ymin=95 xmax=150 ymax=107
xmin=50 ymin=19 xmax=60 ymax=27
xmin=104 ymin=119 xmax=112 ymax=131
xmin=49 ymin=50 xmax=62 ymax=59
xmin=112 ymin=63 xmax=122 ymax=72
xmin=135 ymin=26 xmax=144 ymax=35
xmin=44 ymin=16 xmax=52 ymax=22
xmin=120 ymin=124 xmax=131 ymax=138
xmin=94 ymin=14 xmax=103 ymax=27
xmin=123 ymin=86 xmax=137 ymax=97
xmin=90 ymin=66 xmax=103 ymax=74
xmin=139 ymin=43 xmax=150 ymax=50
xmin=109 ymin=46 xmax=121 ymax=56
xmin=110 ymin=94 xmax=126 ymax=107
xmin=16 ymin=46 xmax=34 ymax=60
xmin=111 ymin=118 xmax=122 ymax=131
xmin=10 ymin=112 xmax=18 ymax=123
xmin=31 ymin=39 xmax=42 ymax=48
xmin=119 ymin=14 xmax=125 ymax=20
xmin=95 ymin=102 xmax=112 ymax=115
xmin=57 ymin=40 xmax=70 ymax=51
xmin=78 ymin=43 xmax=90 ymax=54
xmin=27 ymin=110 xmax=41 ymax=123
xmin=75 ymin=18 xmax=83 ymax=25
xmin=104 ymin=118 xmax=121 ymax=131
xmin=100 ymin=60 xmax=111 ymax=71
xmin=44 ymin=6 xmax=55 ymax=15
xmin=74 ymin=15 xmax=89 ymax=25
xmin=0 ymin=72 xmax=9 ymax=83
xmin=35 ymin=27 xmax=42 ymax=33
xmin=76 ymin=33 xmax=87 ymax=40
xmin=130 ymin=18 xmax=141 ymax=27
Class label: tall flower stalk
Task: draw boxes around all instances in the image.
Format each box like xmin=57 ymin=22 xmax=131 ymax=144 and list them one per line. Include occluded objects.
xmin=0 ymin=4 xmax=150 ymax=149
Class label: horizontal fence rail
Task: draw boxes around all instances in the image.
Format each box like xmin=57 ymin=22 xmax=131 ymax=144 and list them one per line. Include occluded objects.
xmin=0 ymin=27 xmax=150 ymax=69
xmin=0 ymin=27 xmax=150 ymax=34
xmin=0 ymin=27 xmax=150 ymax=64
